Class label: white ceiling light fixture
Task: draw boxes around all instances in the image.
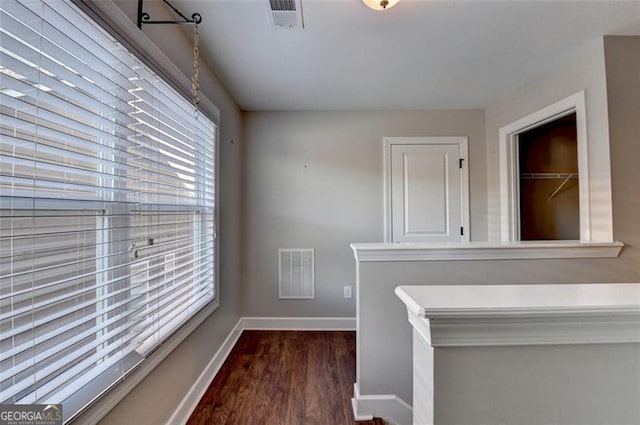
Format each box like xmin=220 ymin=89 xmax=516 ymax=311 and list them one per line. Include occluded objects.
xmin=362 ymin=0 xmax=400 ymax=11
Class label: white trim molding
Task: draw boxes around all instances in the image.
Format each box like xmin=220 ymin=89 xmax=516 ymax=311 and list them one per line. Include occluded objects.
xmin=352 ymin=383 xmax=413 ymax=425
xmin=166 ymin=319 xmax=244 ymax=425
xmin=396 ymin=284 xmax=640 ymax=347
xmin=350 ymin=241 xmax=623 ymax=262
xmin=417 ymin=312 xmax=640 ymax=347
xmin=498 ymin=90 xmax=611 ymax=243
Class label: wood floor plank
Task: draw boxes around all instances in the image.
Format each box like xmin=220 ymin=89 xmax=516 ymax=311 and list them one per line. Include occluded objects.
xmin=283 ymin=332 xmax=307 ymax=424
xmin=186 ymin=330 xmax=386 ymax=425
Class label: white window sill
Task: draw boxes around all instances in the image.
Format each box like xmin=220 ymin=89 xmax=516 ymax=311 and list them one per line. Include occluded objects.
xmin=350 ymin=241 xmax=623 ymax=262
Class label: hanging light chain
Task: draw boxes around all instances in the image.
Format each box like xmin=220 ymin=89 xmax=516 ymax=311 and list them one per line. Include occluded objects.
xmin=191 ymin=23 xmax=201 ymax=109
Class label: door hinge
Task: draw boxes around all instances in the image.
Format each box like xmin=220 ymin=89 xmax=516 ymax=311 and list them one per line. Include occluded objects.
xmin=459 ymin=158 xmax=464 ymax=169
xmin=460 ymin=227 xmax=464 ymax=236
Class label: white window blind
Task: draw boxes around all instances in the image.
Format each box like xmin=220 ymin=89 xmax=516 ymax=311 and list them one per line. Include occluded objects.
xmin=0 ymin=0 xmax=216 ymax=421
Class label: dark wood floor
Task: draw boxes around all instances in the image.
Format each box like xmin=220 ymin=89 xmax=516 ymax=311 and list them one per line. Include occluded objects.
xmin=187 ymin=330 xmax=386 ymax=425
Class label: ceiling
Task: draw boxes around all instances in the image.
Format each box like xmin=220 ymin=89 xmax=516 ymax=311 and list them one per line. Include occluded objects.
xmin=168 ymin=0 xmax=640 ymax=111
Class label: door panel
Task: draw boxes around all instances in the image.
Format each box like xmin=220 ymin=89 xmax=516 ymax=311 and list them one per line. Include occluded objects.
xmin=391 ymin=144 xmax=462 ymax=243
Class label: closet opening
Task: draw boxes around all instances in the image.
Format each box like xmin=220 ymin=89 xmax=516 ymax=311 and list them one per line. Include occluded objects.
xmin=517 ymin=112 xmax=579 ymax=240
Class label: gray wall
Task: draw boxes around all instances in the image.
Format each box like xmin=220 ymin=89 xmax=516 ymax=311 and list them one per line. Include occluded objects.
xmin=96 ymin=2 xmax=244 ymax=425
xmin=434 ymin=343 xmax=640 ymax=425
xmin=242 ymin=110 xmax=486 ymax=317
xmin=357 ymin=35 xmax=640 ymax=408
xmin=485 ymin=37 xmax=612 ymax=242
xmin=605 ymin=36 xmax=640 ymax=277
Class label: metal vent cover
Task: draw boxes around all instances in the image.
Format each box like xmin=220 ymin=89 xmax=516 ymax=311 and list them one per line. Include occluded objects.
xmin=267 ymin=0 xmax=303 ymax=28
xmin=279 ymin=249 xmax=314 ymax=299
xmin=270 ymin=0 xmax=296 ymax=11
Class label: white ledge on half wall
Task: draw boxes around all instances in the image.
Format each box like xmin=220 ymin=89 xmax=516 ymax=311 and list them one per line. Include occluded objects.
xmin=350 ymin=240 xmax=623 ymax=262
xmin=395 ymin=283 xmax=640 ymax=347
xmin=396 ymin=283 xmax=640 ymax=425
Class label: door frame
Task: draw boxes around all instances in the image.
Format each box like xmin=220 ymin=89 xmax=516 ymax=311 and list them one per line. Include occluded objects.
xmin=383 ymin=136 xmax=470 ymax=243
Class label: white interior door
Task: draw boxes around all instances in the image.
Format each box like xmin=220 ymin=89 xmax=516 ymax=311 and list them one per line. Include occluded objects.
xmin=385 ymin=137 xmax=469 ymax=243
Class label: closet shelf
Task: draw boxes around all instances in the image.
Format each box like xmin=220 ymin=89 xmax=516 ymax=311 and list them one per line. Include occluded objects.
xmin=519 ymin=173 xmax=578 ymax=200
xmin=520 ymin=173 xmax=578 ymax=179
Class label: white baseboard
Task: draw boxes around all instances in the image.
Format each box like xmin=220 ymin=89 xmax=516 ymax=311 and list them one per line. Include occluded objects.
xmin=351 ymin=383 xmax=374 ymax=421
xmin=165 ymin=319 xmax=243 ymax=425
xmin=240 ymin=316 xmax=356 ymax=330
xmin=352 ymin=383 xmax=413 ymax=425
xmin=167 ymin=316 xmax=357 ymax=424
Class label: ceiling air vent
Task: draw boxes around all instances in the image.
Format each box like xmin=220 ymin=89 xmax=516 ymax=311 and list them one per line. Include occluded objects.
xmin=268 ymin=0 xmax=303 ymax=29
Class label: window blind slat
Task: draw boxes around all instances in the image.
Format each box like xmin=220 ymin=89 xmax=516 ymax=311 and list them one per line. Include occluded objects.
xmin=0 ymin=34 xmax=131 ymax=111
xmin=0 ymin=51 xmax=135 ymax=128
xmin=0 ymin=238 xmax=213 ymax=302
xmin=129 ymin=76 xmax=210 ymax=130
xmin=1 ymin=282 xmax=140 ymax=342
xmin=1 ymin=320 xmax=138 ymax=401
xmin=15 ymin=332 xmax=139 ymax=404
xmin=0 ymin=136 xmax=134 ymax=178
xmin=132 ymin=283 xmax=213 ymax=352
xmin=134 ymin=292 xmax=212 ymax=356
xmin=0 ymin=295 xmax=133 ymax=364
xmin=0 ymin=91 xmax=135 ymax=143
xmin=2 ymin=1 xmax=137 ymax=90
xmin=0 ymin=310 xmax=134 ymax=382
xmin=0 ymin=73 xmax=132 ymax=133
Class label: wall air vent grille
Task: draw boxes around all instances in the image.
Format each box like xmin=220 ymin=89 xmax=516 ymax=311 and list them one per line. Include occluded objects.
xmin=279 ymin=249 xmax=315 ymax=299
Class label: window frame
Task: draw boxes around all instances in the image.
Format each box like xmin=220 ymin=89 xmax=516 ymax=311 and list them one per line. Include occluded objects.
xmin=499 ymin=91 xmax=591 ymax=242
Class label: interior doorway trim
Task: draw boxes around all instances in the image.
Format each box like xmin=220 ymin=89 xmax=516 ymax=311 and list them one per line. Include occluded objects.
xmin=383 ymin=136 xmax=470 ymax=243
xmin=498 ymin=91 xmax=590 ymax=242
